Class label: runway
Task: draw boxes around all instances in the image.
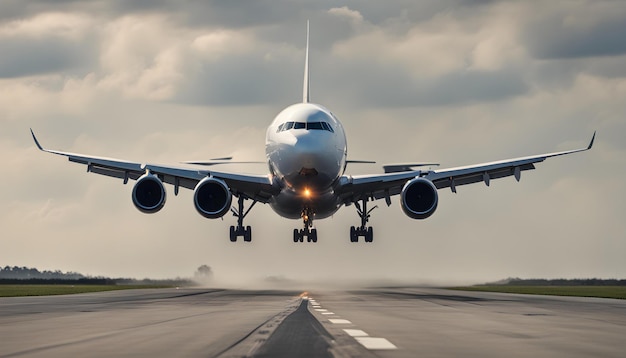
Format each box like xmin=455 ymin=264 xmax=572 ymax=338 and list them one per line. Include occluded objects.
xmin=1 ymin=287 xmax=624 ymax=357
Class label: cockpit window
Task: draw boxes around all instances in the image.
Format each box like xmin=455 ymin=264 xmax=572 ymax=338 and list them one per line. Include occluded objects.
xmin=276 ymin=121 xmax=334 ymax=133
xmin=307 ymin=122 xmax=323 ymax=130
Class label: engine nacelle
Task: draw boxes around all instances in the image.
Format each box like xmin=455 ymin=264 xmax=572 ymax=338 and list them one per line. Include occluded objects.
xmin=400 ymin=177 xmax=438 ymax=220
xmin=132 ymin=173 xmax=166 ymax=214
xmin=193 ymin=177 xmax=232 ymax=219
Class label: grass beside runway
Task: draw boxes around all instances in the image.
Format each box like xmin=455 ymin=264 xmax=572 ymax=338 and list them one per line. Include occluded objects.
xmin=450 ymin=285 xmax=626 ymax=300
xmin=0 ymin=284 xmax=174 ymax=297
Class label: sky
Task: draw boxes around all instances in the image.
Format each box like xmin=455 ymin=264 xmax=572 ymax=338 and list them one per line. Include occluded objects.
xmin=1 ymin=0 xmax=625 ymax=285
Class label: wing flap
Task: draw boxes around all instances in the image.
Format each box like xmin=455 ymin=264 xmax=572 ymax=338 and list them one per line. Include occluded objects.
xmin=430 ymin=163 xmax=536 ymax=190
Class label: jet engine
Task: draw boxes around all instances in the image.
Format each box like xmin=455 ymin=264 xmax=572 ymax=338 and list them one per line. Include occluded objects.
xmin=132 ymin=173 xmax=166 ymax=214
xmin=193 ymin=177 xmax=232 ymax=219
xmin=400 ymin=177 xmax=438 ymax=219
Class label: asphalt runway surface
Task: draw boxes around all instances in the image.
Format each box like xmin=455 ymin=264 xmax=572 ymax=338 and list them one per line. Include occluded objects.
xmin=1 ymin=287 xmax=625 ymax=357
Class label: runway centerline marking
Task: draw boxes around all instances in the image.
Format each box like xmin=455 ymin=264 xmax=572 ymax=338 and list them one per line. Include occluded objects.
xmin=328 ymin=318 xmax=352 ymax=324
xmin=308 ymin=296 xmax=397 ymax=351
xmin=355 ymin=337 xmax=397 ymax=350
xmin=343 ymin=329 xmax=368 ymax=337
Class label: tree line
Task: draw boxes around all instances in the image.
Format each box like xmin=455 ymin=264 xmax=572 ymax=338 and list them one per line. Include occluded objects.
xmin=1 ymin=266 xmax=85 ymax=280
xmin=489 ymin=277 xmax=626 ymax=286
xmin=0 ymin=266 xmax=192 ymax=286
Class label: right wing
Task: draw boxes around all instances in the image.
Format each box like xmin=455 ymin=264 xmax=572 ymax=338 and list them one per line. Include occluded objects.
xmin=424 ymin=132 xmax=595 ymax=193
xmin=336 ymin=132 xmax=595 ymax=205
xmin=30 ymin=130 xmax=279 ymax=203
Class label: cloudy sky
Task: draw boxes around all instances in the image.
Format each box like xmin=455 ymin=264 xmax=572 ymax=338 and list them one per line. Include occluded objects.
xmin=2 ymin=0 xmax=624 ymax=285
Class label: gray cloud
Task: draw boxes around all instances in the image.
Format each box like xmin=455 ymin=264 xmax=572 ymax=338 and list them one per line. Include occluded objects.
xmin=316 ymin=59 xmax=528 ymax=107
xmin=0 ymin=37 xmax=92 ymax=78
xmin=175 ymin=54 xmax=301 ymax=106
xmin=524 ymin=8 xmax=626 ymax=59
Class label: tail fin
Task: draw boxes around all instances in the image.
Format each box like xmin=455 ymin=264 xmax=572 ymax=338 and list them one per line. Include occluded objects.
xmin=303 ymin=21 xmax=310 ymax=103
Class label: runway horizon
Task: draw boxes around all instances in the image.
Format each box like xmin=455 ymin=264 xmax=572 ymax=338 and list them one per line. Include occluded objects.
xmin=1 ymin=287 xmax=624 ymax=357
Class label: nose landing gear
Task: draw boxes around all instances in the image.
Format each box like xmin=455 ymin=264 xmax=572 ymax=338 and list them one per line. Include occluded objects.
xmin=293 ymin=207 xmax=317 ymax=243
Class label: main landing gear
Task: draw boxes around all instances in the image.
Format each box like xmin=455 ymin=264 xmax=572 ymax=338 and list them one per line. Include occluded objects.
xmin=229 ymin=195 xmax=257 ymax=242
xmin=350 ymin=199 xmax=377 ymax=243
xmin=293 ymin=207 xmax=317 ymax=243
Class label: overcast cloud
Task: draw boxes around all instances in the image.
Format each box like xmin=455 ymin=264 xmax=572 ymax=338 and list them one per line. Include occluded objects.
xmin=1 ymin=0 xmax=624 ymax=285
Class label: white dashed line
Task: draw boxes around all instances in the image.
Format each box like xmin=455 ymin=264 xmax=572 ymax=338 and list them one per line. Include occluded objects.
xmin=343 ymin=329 xmax=368 ymax=337
xmin=355 ymin=337 xmax=397 ymax=350
xmin=328 ymin=319 xmax=352 ymax=324
xmin=308 ymin=296 xmax=397 ymax=351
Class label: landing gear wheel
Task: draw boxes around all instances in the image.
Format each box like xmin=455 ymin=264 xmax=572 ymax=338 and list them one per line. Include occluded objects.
xmin=350 ymin=226 xmax=357 ymax=242
xmin=244 ymin=226 xmax=252 ymax=242
xmin=306 ymin=229 xmax=318 ymax=243
xmin=365 ymin=227 xmax=374 ymax=243
xmin=229 ymin=226 xmax=237 ymax=242
xmin=293 ymin=229 xmax=300 ymax=243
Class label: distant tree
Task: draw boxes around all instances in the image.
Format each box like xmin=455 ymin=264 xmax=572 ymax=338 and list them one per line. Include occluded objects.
xmin=194 ymin=265 xmax=213 ymax=284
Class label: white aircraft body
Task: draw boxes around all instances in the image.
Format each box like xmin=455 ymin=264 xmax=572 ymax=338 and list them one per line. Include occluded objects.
xmin=31 ymin=24 xmax=594 ymax=243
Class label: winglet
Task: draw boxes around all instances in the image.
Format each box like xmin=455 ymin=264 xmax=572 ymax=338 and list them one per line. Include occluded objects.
xmin=587 ymin=131 xmax=596 ymax=150
xmin=30 ymin=128 xmax=45 ymax=151
xmin=303 ymin=20 xmax=310 ymax=103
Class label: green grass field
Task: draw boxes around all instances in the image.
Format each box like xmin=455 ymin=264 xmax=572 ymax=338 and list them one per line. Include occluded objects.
xmin=0 ymin=284 xmax=174 ymax=297
xmin=451 ymin=285 xmax=626 ymax=300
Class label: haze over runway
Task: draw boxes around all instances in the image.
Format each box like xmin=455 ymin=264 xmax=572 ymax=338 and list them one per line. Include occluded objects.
xmin=1 ymin=288 xmax=625 ymax=357
xmin=1 ymin=1 xmax=624 ymax=283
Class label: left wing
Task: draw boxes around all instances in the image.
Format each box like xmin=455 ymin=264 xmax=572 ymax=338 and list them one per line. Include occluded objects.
xmin=30 ymin=130 xmax=278 ymax=202
xmin=336 ymin=132 xmax=595 ymax=204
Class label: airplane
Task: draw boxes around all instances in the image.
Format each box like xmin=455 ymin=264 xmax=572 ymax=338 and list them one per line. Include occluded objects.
xmin=31 ymin=23 xmax=595 ymax=244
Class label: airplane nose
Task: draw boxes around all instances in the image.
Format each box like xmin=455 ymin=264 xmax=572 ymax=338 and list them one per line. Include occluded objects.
xmin=292 ymin=134 xmax=330 ymax=166
xmin=281 ymin=132 xmax=339 ymax=189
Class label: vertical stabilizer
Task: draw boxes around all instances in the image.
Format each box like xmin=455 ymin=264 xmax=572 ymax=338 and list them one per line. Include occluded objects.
xmin=303 ymin=21 xmax=310 ymax=103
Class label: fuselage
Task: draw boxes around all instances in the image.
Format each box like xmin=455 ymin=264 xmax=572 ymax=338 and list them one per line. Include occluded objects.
xmin=265 ymin=103 xmax=347 ymax=219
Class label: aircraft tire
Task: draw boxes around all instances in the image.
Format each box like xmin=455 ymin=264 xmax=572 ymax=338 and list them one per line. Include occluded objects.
xmin=229 ymin=226 xmax=237 ymax=242
xmin=244 ymin=226 xmax=252 ymax=242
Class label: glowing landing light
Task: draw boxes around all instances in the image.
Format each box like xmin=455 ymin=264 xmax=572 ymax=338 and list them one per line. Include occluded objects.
xmin=303 ymin=187 xmax=312 ymax=198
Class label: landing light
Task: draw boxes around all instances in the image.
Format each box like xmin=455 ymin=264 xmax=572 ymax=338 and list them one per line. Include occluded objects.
xmin=304 ymin=188 xmax=312 ymax=198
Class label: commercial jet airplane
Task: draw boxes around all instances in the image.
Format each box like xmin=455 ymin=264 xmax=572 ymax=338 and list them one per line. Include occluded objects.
xmin=31 ymin=24 xmax=594 ymax=244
